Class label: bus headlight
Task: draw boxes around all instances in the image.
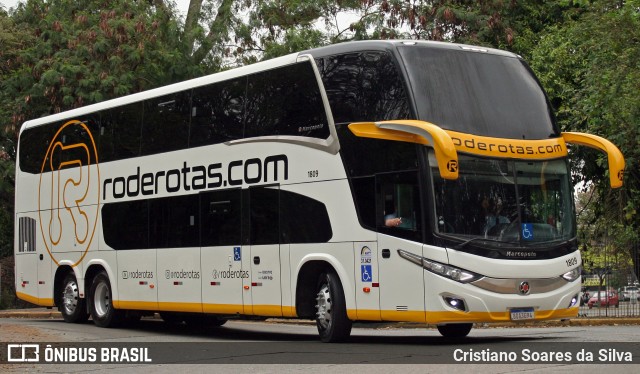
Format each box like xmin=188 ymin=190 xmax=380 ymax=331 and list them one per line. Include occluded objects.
xmin=562 ymin=266 xmax=581 ymax=282
xmin=397 ymin=249 xmax=483 ymax=283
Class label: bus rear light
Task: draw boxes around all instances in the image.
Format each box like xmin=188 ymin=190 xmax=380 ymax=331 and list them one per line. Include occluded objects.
xmin=443 ymin=296 xmax=468 ymax=312
xmin=363 ymin=287 xmax=371 ymax=293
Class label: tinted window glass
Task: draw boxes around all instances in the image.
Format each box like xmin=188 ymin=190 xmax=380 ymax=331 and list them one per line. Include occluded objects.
xmin=18 ymin=115 xmax=101 ymax=174
xmin=316 ymin=51 xmax=411 ymax=124
xmin=102 ymin=199 xmax=149 ymax=250
xmin=149 ymin=194 xmax=199 ymax=248
xmin=336 ymin=123 xmax=418 ymax=177
xmin=200 ymin=189 xmax=242 ymax=246
xmin=350 ymin=177 xmax=376 ymax=230
xmin=57 ymin=115 xmax=100 ymax=167
xmin=190 ymin=77 xmax=245 ymax=147
xmin=19 ymin=124 xmax=61 ymax=174
xmin=100 ymin=102 xmax=143 ymax=162
xmin=399 ymin=46 xmax=557 ymax=139
xmin=377 ymin=171 xmax=422 ymax=241
xmin=245 ymin=62 xmax=330 ymax=139
xmin=249 ymin=187 xmax=280 ymax=245
xmin=141 ymin=92 xmax=191 ymax=156
xmin=280 ymin=190 xmax=333 ymax=244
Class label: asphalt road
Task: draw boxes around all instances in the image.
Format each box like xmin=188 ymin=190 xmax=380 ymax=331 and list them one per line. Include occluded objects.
xmin=1 ymin=317 xmax=639 ymax=373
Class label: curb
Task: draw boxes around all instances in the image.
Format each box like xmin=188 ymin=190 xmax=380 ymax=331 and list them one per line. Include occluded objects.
xmin=1 ymin=309 xmax=639 ymax=327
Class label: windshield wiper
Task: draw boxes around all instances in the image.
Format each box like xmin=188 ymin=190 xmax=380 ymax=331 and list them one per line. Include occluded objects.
xmin=454 ymin=237 xmax=519 ymax=250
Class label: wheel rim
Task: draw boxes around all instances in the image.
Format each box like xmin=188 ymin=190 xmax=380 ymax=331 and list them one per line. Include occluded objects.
xmin=316 ymin=281 xmax=332 ymax=330
xmin=62 ymin=279 xmax=79 ymax=315
xmin=93 ymin=281 xmax=111 ymax=318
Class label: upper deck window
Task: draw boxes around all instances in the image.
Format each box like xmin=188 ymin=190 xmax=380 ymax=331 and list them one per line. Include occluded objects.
xmin=398 ymin=46 xmax=558 ymax=140
xmin=316 ymin=51 xmax=411 ymax=124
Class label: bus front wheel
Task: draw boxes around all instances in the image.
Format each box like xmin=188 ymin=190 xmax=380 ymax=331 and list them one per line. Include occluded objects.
xmin=437 ymin=323 xmax=472 ymax=338
xmin=89 ymin=271 xmax=123 ymax=328
xmin=59 ymin=273 xmax=89 ymax=323
xmin=315 ymin=271 xmax=352 ymax=342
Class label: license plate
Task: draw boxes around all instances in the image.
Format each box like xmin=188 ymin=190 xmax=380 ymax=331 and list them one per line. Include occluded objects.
xmin=510 ymin=308 xmax=535 ymax=321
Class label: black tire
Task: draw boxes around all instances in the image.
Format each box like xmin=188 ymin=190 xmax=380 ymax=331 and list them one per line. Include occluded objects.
xmin=437 ymin=323 xmax=473 ymax=338
xmin=88 ymin=271 xmax=123 ymax=328
xmin=59 ymin=273 xmax=89 ymax=323
xmin=315 ymin=270 xmax=352 ymax=342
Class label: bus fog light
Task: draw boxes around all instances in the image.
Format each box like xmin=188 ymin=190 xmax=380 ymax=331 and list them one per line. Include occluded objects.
xmin=568 ymin=294 xmax=579 ymax=308
xmin=444 ymin=296 xmax=467 ymax=312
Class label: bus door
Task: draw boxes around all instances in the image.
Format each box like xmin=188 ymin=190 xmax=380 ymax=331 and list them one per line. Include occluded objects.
xmin=200 ymin=189 xmax=245 ymax=315
xmin=244 ymin=186 xmax=282 ymax=317
xmin=15 ymin=214 xmax=51 ymax=305
xmin=153 ymin=195 xmax=201 ymax=313
xmin=376 ymin=172 xmax=426 ymax=322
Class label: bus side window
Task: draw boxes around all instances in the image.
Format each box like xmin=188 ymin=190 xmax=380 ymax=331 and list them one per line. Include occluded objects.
xmin=376 ymin=171 xmax=421 ymax=241
xmin=190 ymin=77 xmax=246 ymax=148
xmin=149 ymin=194 xmax=199 ymax=249
xmin=200 ymin=189 xmax=242 ymax=247
xmin=248 ymin=187 xmax=280 ymax=246
xmin=316 ymin=51 xmax=410 ymax=124
xmin=102 ymin=199 xmax=149 ymax=250
xmin=100 ymin=102 xmax=143 ymax=162
xmin=245 ymin=62 xmax=329 ymax=139
xmin=141 ymin=91 xmax=191 ymax=156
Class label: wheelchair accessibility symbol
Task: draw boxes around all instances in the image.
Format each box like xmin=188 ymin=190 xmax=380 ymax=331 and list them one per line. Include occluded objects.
xmin=233 ymin=247 xmax=241 ymax=261
xmin=521 ymin=223 xmax=533 ymax=241
xmin=361 ymin=265 xmax=372 ymax=282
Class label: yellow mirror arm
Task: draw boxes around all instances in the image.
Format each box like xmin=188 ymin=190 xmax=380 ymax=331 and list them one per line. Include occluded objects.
xmin=561 ymin=132 xmax=625 ymax=189
xmin=349 ymin=120 xmax=459 ymax=180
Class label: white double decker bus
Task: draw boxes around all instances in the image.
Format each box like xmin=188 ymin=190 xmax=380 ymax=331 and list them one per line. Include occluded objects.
xmin=15 ymin=41 xmax=624 ymax=342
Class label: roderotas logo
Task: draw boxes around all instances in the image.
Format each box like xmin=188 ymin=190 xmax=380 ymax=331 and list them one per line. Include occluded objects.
xmin=37 ymin=120 xmax=100 ymax=266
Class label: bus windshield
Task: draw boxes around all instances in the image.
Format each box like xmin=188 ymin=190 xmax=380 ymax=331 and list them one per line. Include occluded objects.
xmin=430 ymin=152 xmax=575 ymax=245
xmin=398 ymin=45 xmax=557 ymax=140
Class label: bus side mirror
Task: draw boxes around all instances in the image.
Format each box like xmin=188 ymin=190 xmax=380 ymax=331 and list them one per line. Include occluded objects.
xmin=561 ymin=132 xmax=625 ymax=189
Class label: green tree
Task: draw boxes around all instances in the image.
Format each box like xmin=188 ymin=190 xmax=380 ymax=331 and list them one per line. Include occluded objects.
xmin=1 ymin=0 xmax=203 ymax=140
xmin=529 ymin=0 xmax=640 ymax=277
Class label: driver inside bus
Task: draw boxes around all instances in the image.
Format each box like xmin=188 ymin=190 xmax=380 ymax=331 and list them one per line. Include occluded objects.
xmin=483 ymin=197 xmax=510 ymax=234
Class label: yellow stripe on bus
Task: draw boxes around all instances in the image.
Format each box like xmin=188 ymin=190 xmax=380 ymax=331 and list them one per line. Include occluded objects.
xmin=15 ymin=291 xmax=55 ymax=307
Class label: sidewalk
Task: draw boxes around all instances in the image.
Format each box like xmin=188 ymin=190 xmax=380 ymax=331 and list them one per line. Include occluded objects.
xmin=1 ymin=308 xmax=639 ymax=328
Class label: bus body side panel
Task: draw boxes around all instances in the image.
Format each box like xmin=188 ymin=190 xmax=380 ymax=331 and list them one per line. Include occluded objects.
xmin=290 ymin=243 xmax=356 ymax=316
xmin=352 ymin=241 xmax=380 ymax=321
xmin=115 ymin=249 xmax=158 ymax=311
xmin=157 ymin=247 xmax=202 ymax=313
xmin=201 ymin=245 xmax=245 ymax=315
xmin=377 ymin=234 xmax=425 ymax=322
xmin=14 ymin=211 xmax=47 ymax=305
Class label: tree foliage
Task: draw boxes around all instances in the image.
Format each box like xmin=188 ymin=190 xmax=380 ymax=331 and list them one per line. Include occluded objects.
xmin=1 ymin=0 xmax=203 ymax=141
xmin=529 ymin=0 xmax=640 ymax=275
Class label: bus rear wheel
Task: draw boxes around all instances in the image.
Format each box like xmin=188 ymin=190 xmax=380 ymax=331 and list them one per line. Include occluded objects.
xmin=315 ymin=271 xmax=352 ymax=342
xmin=89 ymin=271 xmax=123 ymax=328
xmin=59 ymin=273 xmax=89 ymax=323
xmin=437 ymin=323 xmax=472 ymax=338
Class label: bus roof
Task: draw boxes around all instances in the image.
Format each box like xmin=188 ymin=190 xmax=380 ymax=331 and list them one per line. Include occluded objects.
xmin=303 ymin=40 xmax=519 ymax=59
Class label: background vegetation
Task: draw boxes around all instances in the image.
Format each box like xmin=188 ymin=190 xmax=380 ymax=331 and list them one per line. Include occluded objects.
xmin=1 ymin=0 xmax=638 ymax=307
